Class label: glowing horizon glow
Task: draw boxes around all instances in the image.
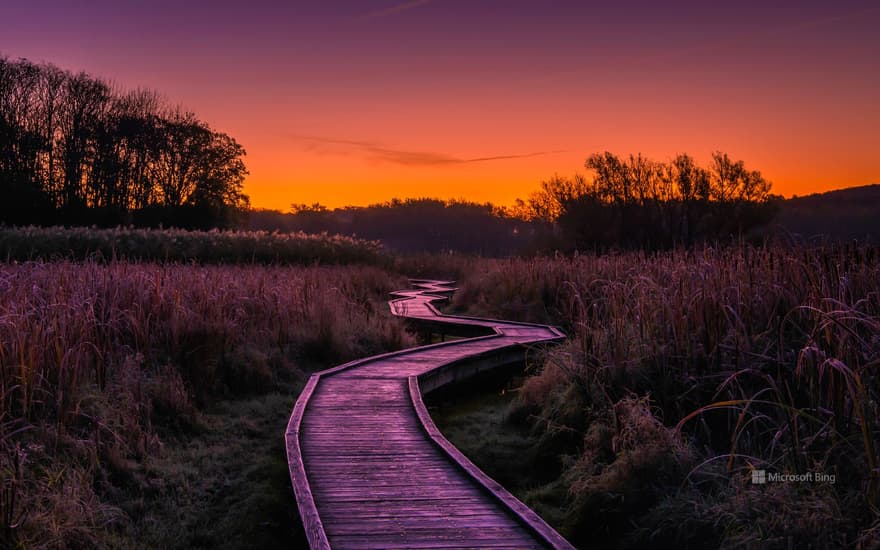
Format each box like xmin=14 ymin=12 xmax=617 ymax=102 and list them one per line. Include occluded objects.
xmin=2 ymin=0 xmax=877 ymax=210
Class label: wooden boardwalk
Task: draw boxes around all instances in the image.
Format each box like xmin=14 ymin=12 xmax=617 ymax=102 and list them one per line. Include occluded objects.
xmin=286 ymin=280 xmax=574 ymax=549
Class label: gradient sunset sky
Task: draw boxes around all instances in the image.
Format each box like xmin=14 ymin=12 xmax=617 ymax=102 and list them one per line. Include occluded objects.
xmin=3 ymin=0 xmax=878 ymax=209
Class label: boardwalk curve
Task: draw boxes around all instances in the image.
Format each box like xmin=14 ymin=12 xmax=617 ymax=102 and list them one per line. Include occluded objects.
xmin=286 ymin=280 xmax=574 ymax=549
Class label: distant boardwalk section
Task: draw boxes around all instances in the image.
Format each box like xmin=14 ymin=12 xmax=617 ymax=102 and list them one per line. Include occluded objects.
xmin=286 ymin=279 xmax=573 ymax=549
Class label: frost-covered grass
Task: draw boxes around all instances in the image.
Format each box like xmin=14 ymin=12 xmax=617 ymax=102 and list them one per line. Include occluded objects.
xmin=450 ymin=243 xmax=880 ymax=548
xmin=0 ymin=261 xmax=413 ymax=548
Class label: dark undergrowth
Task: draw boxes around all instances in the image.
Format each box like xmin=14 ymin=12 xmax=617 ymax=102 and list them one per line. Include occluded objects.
xmin=104 ymin=388 xmax=307 ymax=549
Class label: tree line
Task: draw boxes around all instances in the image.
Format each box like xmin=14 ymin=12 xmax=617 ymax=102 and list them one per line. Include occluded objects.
xmin=249 ymin=152 xmax=780 ymax=255
xmin=249 ymin=198 xmax=531 ymax=256
xmin=515 ymin=151 xmax=780 ymax=250
xmin=0 ymin=56 xmax=248 ymax=228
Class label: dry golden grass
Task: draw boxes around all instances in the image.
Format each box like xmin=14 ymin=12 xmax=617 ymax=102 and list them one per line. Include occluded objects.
xmin=452 ymin=243 xmax=880 ymax=547
xmin=0 ymin=261 xmax=413 ymax=548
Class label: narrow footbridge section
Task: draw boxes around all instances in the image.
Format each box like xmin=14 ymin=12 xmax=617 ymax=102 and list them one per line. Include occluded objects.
xmin=286 ymin=280 xmax=574 ymax=549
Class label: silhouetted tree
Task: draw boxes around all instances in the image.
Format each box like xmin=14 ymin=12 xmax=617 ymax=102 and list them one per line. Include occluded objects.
xmin=666 ymin=153 xmax=711 ymax=245
xmin=0 ymin=56 xmax=248 ymax=228
xmin=515 ymin=151 xmax=776 ymax=251
xmin=0 ymin=57 xmax=53 ymax=223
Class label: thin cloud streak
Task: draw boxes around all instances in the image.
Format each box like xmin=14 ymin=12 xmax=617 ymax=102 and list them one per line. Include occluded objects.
xmin=292 ymin=134 xmax=565 ymax=166
xmin=357 ymin=0 xmax=435 ymax=21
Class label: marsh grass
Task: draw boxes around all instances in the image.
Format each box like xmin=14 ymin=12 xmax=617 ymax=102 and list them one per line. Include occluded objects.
xmin=104 ymin=389 xmax=307 ymax=549
xmin=0 ymin=226 xmax=388 ymax=266
xmin=0 ymin=261 xmax=413 ymax=548
xmin=451 ymin=243 xmax=880 ymax=548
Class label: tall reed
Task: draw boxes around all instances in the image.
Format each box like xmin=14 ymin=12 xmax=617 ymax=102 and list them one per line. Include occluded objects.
xmin=0 ymin=226 xmax=388 ymax=266
xmin=0 ymin=261 xmax=412 ymax=548
xmin=452 ymin=243 xmax=880 ymax=546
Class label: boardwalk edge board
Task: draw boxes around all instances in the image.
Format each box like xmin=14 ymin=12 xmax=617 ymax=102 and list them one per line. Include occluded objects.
xmin=286 ymin=279 xmax=574 ymax=549
xmin=285 ymin=375 xmax=331 ymax=550
xmin=408 ymin=376 xmax=575 ymax=550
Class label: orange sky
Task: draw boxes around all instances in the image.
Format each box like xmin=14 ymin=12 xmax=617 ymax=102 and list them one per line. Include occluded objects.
xmin=4 ymin=1 xmax=878 ymax=210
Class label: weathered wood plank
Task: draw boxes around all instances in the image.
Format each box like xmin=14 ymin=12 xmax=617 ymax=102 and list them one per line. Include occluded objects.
xmin=286 ymin=279 xmax=574 ymax=549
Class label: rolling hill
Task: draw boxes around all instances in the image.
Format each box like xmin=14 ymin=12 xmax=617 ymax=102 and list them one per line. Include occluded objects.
xmin=775 ymin=184 xmax=880 ymax=242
